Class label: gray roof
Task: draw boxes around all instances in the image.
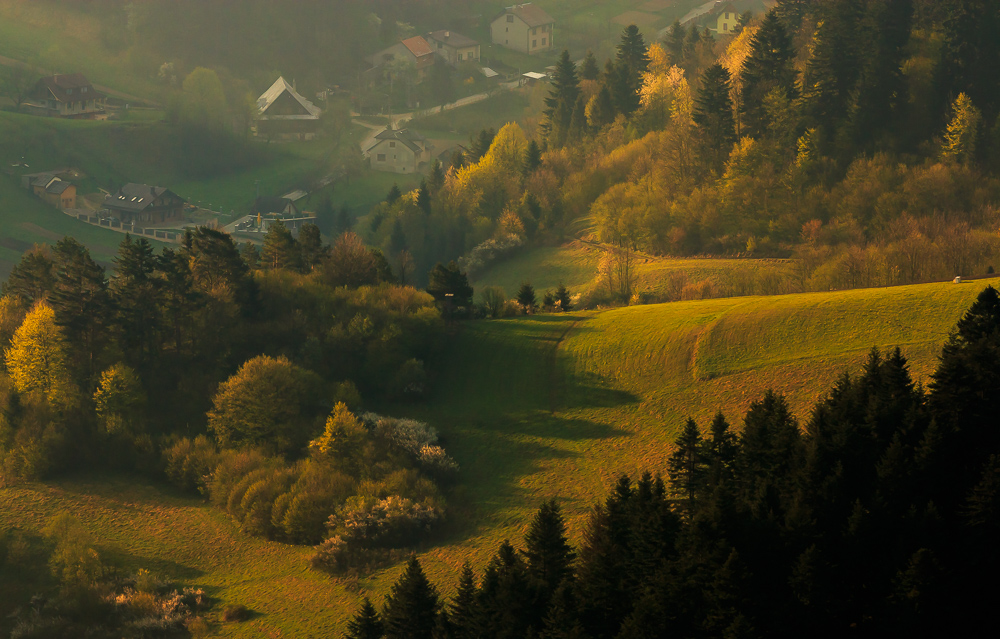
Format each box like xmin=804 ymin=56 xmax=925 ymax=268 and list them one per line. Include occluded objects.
xmin=251 ymin=196 xmax=298 ymax=216
xmin=257 ymin=77 xmax=321 ymax=120
xmin=427 ymin=30 xmax=479 ymax=49
xmin=105 ymin=183 xmax=183 ymax=212
xmin=46 ymin=180 xmax=72 ymax=195
xmin=372 ymin=127 xmax=427 ymax=154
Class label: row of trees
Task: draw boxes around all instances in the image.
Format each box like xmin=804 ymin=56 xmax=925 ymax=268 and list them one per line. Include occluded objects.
xmin=345 ymin=286 xmax=1000 ymax=638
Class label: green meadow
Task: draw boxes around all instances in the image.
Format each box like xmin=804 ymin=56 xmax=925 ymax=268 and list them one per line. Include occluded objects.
xmin=1 ymin=278 xmax=992 ymax=637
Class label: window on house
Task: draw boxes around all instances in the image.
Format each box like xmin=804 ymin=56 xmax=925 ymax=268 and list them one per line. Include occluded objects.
xmin=723 ymin=23 xmax=728 ymax=31
xmin=377 ymin=153 xmax=386 ymax=161
xmin=541 ymin=38 xmax=546 ymax=45
xmin=81 ymin=87 xmax=88 ymax=93
xmin=458 ymin=53 xmax=463 ymax=61
xmin=532 ymin=39 xmax=537 ymax=47
xmin=390 ymin=141 xmax=396 ymax=148
xmin=532 ymin=27 xmax=536 ymax=35
xmin=66 ymin=88 xmax=73 ymax=95
xmin=507 ymin=14 xmax=513 ymax=22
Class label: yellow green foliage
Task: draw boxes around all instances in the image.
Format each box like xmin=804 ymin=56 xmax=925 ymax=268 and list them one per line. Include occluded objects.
xmin=4 ymin=302 xmax=74 ymax=405
xmin=93 ymin=363 xmax=146 ymax=436
xmin=309 ymin=402 xmax=369 ymax=473
xmin=43 ymin=512 xmax=103 ymax=588
xmin=942 ymin=93 xmax=981 ymax=165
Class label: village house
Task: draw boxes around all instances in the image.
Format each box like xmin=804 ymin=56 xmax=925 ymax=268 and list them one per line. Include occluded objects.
xmin=21 ymin=171 xmax=77 ymax=209
xmin=225 ymin=196 xmax=316 ymax=236
xmin=104 ymin=184 xmax=185 ymax=225
xmin=426 ymin=30 xmax=481 ymax=66
xmin=26 ymin=73 xmax=104 ymax=118
xmin=255 ymin=77 xmax=322 ymax=141
xmin=369 ymin=36 xmax=437 ymax=82
xmin=490 ymin=3 xmax=555 ymax=55
xmin=368 ymin=127 xmax=432 ymax=174
xmin=715 ymin=3 xmax=739 ymax=34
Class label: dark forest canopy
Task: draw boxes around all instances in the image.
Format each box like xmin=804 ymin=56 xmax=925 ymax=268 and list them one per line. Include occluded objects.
xmin=354 ymin=286 xmax=1000 ymax=639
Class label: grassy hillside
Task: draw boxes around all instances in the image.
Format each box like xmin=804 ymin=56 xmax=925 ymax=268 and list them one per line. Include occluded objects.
xmin=2 ymin=277 xmax=992 ymax=636
xmin=472 ymin=240 xmax=796 ymax=299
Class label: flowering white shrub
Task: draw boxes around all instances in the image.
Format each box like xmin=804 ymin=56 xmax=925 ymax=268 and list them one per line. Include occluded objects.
xmin=358 ymin=412 xmax=459 ymax=474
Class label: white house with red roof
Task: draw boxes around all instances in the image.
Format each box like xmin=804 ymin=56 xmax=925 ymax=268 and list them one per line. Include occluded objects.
xmin=369 ymin=36 xmax=438 ymax=81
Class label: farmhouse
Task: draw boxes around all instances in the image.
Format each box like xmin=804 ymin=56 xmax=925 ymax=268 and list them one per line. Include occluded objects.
xmin=104 ymin=184 xmax=185 ymax=225
xmin=26 ymin=73 xmax=103 ymax=118
xmin=491 ymin=3 xmax=555 ymax=54
xmin=368 ymin=127 xmax=432 ymax=174
xmin=255 ymin=77 xmax=322 ymax=141
xmin=426 ymin=30 xmax=481 ymax=66
xmin=228 ymin=196 xmax=316 ymax=236
xmin=21 ymin=171 xmax=77 ymax=209
xmin=369 ymin=36 xmax=437 ymax=81
xmin=715 ymin=3 xmax=739 ymax=34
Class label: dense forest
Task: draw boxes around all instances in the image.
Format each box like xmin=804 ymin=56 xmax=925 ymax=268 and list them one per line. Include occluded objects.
xmin=361 ymin=0 xmax=1000 ymax=301
xmin=347 ymin=286 xmax=1000 ymax=638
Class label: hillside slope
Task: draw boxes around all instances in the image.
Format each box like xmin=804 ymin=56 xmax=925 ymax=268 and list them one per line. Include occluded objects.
xmin=1 ymin=278 xmax=993 ymax=636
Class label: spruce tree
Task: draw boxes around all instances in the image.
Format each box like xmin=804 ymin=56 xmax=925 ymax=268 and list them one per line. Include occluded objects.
xmin=587 ymin=85 xmax=616 ymax=130
xmin=383 ymin=556 xmax=439 ymax=639
xmin=427 ymin=262 xmax=473 ymax=307
xmin=523 ymin=500 xmax=575 ymax=594
xmin=694 ymin=63 xmax=737 ymax=170
xmin=774 ymin=0 xmax=811 ymax=33
xmin=3 ymin=249 xmax=54 ymax=304
xmin=299 ymin=223 xmax=327 ymax=270
xmin=416 ymin=179 xmax=431 ymax=215
xmin=448 ymin=562 xmax=479 ymax=639
xmin=476 ymin=541 xmax=537 ymax=637
xmin=521 ymin=140 xmax=542 ymax=178
xmin=567 ymin=94 xmax=589 ymax=142
xmin=240 ymin=241 xmax=260 ymax=270
xmin=740 ymin=10 xmax=798 ymax=137
xmin=668 ymin=418 xmax=706 ymax=506
xmin=347 ymin=598 xmax=384 ymax=639
xmin=580 ymin=50 xmax=600 ymax=81
xmin=665 ymin=20 xmax=685 ymax=63
xmin=261 ymin=220 xmax=300 ymax=271
xmin=112 ymin=234 xmax=161 ymax=369
xmin=614 ymin=25 xmax=649 ymax=116
xmin=469 ymin=127 xmax=497 ymax=162
xmin=800 ymin=0 xmax=865 ymax=139
xmin=555 ymin=283 xmax=572 ymax=312
xmin=386 ymin=184 xmax=402 ymax=204
xmin=50 ymin=236 xmax=112 ymax=381
xmin=428 ymin=159 xmax=445 ymax=192
xmin=336 ymin=205 xmax=353 ymax=235
xmin=542 ymin=50 xmax=580 ymax=147
xmin=516 ymin=283 xmax=537 ymax=313
xmin=936 ymin=0 xmax=1000 ymax=125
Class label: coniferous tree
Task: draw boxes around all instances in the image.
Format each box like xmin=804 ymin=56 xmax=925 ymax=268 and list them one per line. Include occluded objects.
xmin=694 ymin=64 xmax=737 ymax=170
xmin=705 ymin=411 xmax=738 ymax=488
xmin=383 ymin=556 xmax=439 ymax=639
xmin=50 ymin=236 xmax=111 ymax=381
xmin=428 ymin=159 xmax=445 ymax=193
xmin=542 ymin=50 xmax=580 ymax=147
xmin=261 ymin=220 xmax=300 ymax=271
xmin=516 ymin=283 xmax=537 ymax=313
xmin=740 ymin=10 xmax=798 ymax=137
xmin=476 ymin=540 xmax=537 ymax=637
xmin=335 ymin=205 xmax=354 ymax=236
xmin=774 ymin=0 xmax=811 ymax=33
xmin=240 ymin=241 xmax=260 ymax=270
xmin=299 ymin=223 xmax=327 ymax=270
xmin=665 ymin=20 xmax=685 ymax=63
xmin=555 ymin=283 xmax=572 ymax=312
xmin=469 ymin=127 xmax=497 ymax=162
xmin=449 ymin=562 xmax=479 ymax=639
xmin=521 ymin=140 xmax=542 ymax=178
xmin=936 ymin=0 xmax=1000 ymax=124
xmin=668 ymin=418 xmax=706 ymax=507
xmin=567 ymin=93 xmax=589 ymax=142
xmin=347 ymin=598 xmax=384 ymax=639
xmin=800 ymin=0 xmax=865 ymax=140
xmin=427 ymin=262 xmax=473 ymax=308
xmin=386 ymin=184 xmax=402 ymax=204
xmin=580 ymin=50 xmax=600 ymax=80
xmin=112 ymin=235 xmax=161 ymax=369
xmin=523 ymin=500 xmax=575 ymax=595
xmin=3 ymin=248 xmax=54 ymax=304
xmin=587 ymin=85 xmax=616 ymax=130
xmin=613 ymin=26 xmax=649 ymax=116
xmin=540 ymin=581 xmax=584 ymax=639
xmin=416 ymin=179 xmax=431 ymax=216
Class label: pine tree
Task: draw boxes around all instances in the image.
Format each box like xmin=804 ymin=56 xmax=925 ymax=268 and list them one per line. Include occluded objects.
xmin=774 ymin=0 xmax=811 ymax=33
xmin=476 ymin=541 xmax=537 ymax=638
xmin=523 ymin=500 xmax=575 ymax=594
xmin=347 ymin=598 xmax=384 ymax=639
xmin=383 ymin=556 xmax=439 ymax=639
xmin=336 ymin=205 xmax=354 ymax=236
xmin=112 ymin=234 xmax=161 ymax=369
xmin=428 ymin=160 xmax=446 ymax=193
xmin=740 ymin=10 xmax=798 ymax=137
xmin=614 ymin=25 xmax=649 ymax=116
xmin=542 ymin=50 xmax=580 ymax=147
xmin=555 ymin=283 xmax=572 ymax=312
xmin=668 ymin=418 xmax=706 ymax=507
xmin=665 ymin=20 xmax=685 ymax=63
xmin=586 ymin=85 xmax=616 ymax=130
xmin=427 ymin=262 xmax=473 ymax=307
xmin=540 ymin=581 xmax=585 ymax=639
xmin=416 ymin=179 xmax=432 ymax=215
xmin=936 ymin=0 xmax=1000 ymax=126
xmin=694 ymin=63 xmax=737 ymax=170
xmin=49 ymin=237 xmax=111 ymax=381
xmin=705 ymin=411 xmax=738 ymax=488
xmin=240 ymin=241 xmax=260 ymax=270
xmin=567 ymin=93 xmax=589 ymax=142
xmin=521 ymin=140 xmax=542 ymax=178
xmin=941 ymin=93 xmax=981 ymax=164
xmin=299 ymin=223 xmax=327 ymax=270
xmin=516 ymin=283 xmax=537 ymax=313
xmin=469 ymin=127 xmax=497 ymax=162
xmin=800 ymin=0 xmax=865 ymax=139
xmin=449 ymin=562 xmax=479 ymax=639
xmin=3 ymin=248 xmax=54 ymax=304
xmin=261 ymin=220 xmax=300 ymax=271
xmin=386 ymin=184 xmax=402 ymax=204
xmin=580 ymin=50 xmax=600 ymax=80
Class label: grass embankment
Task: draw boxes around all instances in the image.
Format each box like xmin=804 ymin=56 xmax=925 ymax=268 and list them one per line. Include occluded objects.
xmin=2 ymin=278 xmax=992 ymax=637
xmin=408 ymin=91 xmax=533 ymax=138
xmin=472 ymin=240 xmax=796 ymax=299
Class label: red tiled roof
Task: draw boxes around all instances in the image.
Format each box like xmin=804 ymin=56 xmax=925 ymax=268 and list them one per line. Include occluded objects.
xmin=401 ymin=36 xmax=434 ymax=58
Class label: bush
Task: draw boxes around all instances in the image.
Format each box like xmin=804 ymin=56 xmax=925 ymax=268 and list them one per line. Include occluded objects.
xmin=223 ymin=603 xmax=251 ymax=622
xmin=389 ymin=359 xmax=428 ymax=400
xmin=163 ymin=435 xmax=219 ymax=493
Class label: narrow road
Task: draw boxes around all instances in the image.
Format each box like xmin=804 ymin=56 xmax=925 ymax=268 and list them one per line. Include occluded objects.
xmin=354 ymin=80 xmax=520 ymax=157
xmin=0 ymin=54 xmax=160 ymax=107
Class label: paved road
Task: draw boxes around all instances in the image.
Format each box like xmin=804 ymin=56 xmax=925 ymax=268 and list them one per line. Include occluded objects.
xmin=0 ymin=54 xmax=160 ymax=107
xmin=355 ymin=80 xmax=520 ymax=157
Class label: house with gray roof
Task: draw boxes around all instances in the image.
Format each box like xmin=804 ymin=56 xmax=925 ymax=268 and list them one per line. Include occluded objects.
xmin=368 ymin=127 xmax=432 ymax=174
xmin=491 ymin=3 xmax=555 ymax=54
xmin=426 ymin=30 xmax=481 ymax=66
xmin=255 ymin=76 xmax=322 ymax=141
xmin=104 ymin=184 xmax=185 ymax=225
xmin=26 ymin=73 xmax=104 ymax=118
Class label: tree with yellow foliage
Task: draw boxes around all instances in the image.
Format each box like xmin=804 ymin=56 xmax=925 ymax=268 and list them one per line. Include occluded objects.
xmin=4 ymin=302 xmax=75 ymax=405
xmin=309 ymin=402 xmax=370 ymax=475
xmin=941 ymin=93 xmax=981 ymax=166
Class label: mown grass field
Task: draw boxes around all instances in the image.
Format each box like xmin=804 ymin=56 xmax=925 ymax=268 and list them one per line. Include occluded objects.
xmin=472 ymin=240 xmax=796 ymax=299
xmin=2 ymin=278 xmax=994 ymax=637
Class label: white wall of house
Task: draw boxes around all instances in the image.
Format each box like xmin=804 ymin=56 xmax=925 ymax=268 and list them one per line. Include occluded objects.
xmin=371 ymin=140 xmax=418 ymax=173
xmin=491 ymin=14 xmax=553 ymax=54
